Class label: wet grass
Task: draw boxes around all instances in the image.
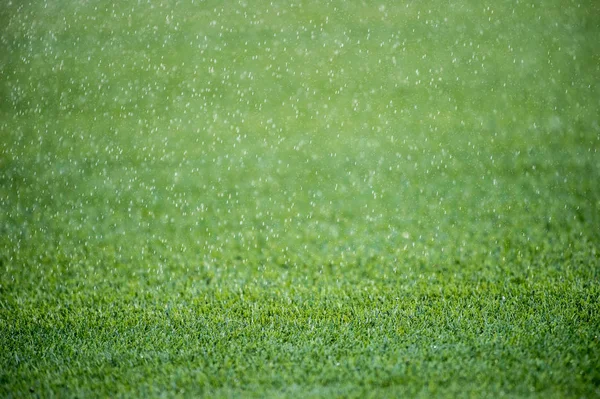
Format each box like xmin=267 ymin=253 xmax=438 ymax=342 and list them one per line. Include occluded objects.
xmin=1 ymin=0 xmax=600 ymax=397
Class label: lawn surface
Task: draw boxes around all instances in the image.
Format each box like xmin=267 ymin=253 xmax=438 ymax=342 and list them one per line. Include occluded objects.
xmin=1 ymin=0 xmax=599 ymax=397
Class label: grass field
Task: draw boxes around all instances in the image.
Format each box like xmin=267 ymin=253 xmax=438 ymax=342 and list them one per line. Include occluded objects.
xmin=1 ymin=0 xmax=599 ymax=397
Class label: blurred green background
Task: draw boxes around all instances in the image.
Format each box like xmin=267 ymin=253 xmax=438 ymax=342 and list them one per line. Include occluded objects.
xmin=1 ymin=0 xmax=599 ymax=396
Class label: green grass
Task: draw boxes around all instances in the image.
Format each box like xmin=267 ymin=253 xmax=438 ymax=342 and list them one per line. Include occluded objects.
xmin=1 ymin=0 xmax=599 ymax=397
